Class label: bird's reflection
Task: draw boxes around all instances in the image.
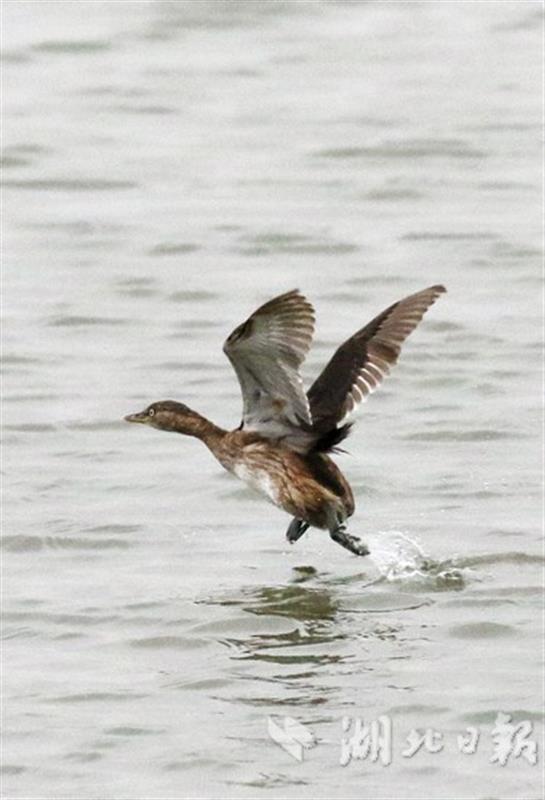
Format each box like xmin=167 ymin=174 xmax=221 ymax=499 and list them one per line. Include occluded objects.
xmin=242 ymin=582 xmax=338 ymax=623
xmin=206 ymin=567 xmax=347 ymax=668
xmin=197 ymin=566 xmax=398 ymax=709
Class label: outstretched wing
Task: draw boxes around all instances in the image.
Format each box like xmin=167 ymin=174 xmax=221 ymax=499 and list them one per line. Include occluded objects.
xmin=308 ymin=285 xmax=446 ymax=431
xmin=223 ymin=290 xmax=315 ymax=438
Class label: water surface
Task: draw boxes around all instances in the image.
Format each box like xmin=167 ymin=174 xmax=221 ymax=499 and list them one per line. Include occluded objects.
xmin=2 ymin=2 xmax=543 ymax=798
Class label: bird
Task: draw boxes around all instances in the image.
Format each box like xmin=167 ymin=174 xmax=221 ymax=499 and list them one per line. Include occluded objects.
xmin=125 ymin=285 xmax=446 ymax=556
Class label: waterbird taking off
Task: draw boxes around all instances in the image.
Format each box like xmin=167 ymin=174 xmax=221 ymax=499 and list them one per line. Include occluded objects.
xmin=125 ymin=286 xmax=446 ymax=556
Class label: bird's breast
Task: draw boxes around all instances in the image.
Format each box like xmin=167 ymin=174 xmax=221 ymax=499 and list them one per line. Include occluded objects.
xmin=232 ymin=460 xmax=284 ymax=507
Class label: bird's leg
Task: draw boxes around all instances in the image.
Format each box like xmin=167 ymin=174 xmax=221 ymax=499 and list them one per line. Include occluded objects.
xmin=286 ymin=518 xmax=310 ymax=544
xmin=329 ymin=523 xmax=369 ymax=557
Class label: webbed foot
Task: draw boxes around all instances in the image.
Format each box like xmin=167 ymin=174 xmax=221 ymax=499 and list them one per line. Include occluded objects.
xmin=330 ymin=525 xmax=369 ymax=557
xmin=286 ymin=518 xmax=310 ymax=544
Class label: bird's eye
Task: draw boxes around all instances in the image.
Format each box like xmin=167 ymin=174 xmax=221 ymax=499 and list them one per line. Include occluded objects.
xmin=148 ymin=408 xmax=155 ymax=417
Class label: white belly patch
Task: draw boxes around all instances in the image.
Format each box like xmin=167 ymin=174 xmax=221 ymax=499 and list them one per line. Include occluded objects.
xmin=233 ymin=462 xmax=282 ymax=507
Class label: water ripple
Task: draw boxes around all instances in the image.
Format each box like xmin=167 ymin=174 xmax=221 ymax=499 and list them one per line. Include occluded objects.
xmin=2 ymin=535 xmax=131 ymax=552
xmin=3 ymin=179 xmax=137 ymax=191
xmin=316 ymin=139 xmax=487 ymax=160
xmin=448 ymin=622 xmax=516 ymax=639
xmin=46 ymin=692 xmax=148 ymax=703
xmin=32 ymin=40 xmax=112 ymax=54
xmin=47 ymin=315 xmax=129 ymax=327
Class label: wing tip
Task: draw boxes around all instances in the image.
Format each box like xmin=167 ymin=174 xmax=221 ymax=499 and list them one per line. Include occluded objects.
xmin=278 ymin=288 xmax=304 ymax=301
xmin=412 ymin=284 xmax=446 ymax=310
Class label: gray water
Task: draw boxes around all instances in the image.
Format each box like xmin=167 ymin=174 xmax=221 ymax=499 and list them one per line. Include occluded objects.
xmin=2 ymin=2 xmax=543 ymax=799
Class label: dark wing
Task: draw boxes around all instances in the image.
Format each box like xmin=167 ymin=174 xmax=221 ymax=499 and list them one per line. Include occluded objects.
xmin=223 ymin=290 xmax=315 ymax=439
xmin=308 ymin=285 xmax=446 ymax=431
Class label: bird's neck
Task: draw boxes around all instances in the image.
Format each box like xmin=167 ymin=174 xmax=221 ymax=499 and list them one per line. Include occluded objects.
xmin=171 ymin=412 xmax=227 ymax=451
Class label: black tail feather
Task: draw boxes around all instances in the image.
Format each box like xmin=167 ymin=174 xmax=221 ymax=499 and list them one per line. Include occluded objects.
xmin=312 ymin=423 xmax=353 ymax=453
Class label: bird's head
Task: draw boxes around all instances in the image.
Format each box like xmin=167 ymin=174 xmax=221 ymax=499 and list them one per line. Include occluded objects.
xmin=124 ymin=400 xmax=203 ymax=435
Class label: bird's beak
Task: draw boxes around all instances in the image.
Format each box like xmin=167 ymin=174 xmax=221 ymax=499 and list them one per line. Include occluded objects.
xmin=124 ymin=411 xmax=148 ymax=424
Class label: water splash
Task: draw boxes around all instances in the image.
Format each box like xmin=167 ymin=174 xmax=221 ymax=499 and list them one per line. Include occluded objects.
xmin=367 ymin=531 xmax=467 ymax=590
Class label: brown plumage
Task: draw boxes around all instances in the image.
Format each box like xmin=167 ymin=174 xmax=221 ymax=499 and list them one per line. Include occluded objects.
xmin=125 ymin=286 xmax=446 ymax=556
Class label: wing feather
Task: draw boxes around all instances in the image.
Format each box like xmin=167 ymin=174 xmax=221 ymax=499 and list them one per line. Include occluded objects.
xmin=308 ymin=285 xmax=446 ymax=430
xmin=223 ymin=290 xmax=315 ymax=439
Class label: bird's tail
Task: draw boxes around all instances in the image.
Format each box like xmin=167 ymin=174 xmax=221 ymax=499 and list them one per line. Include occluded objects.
xmin=311 ymin=422 xmax=353 ymax=454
